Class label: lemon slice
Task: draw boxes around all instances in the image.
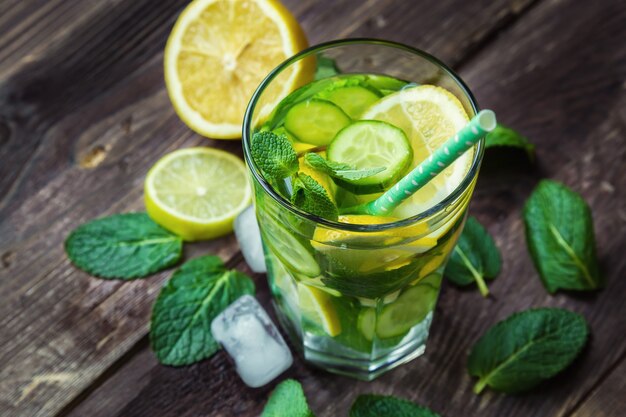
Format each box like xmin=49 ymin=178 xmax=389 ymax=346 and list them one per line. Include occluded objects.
xmin=313 ymin=215 xmax=432 ymax=245
xmin=311 ymin=215 xmax=437 ymax=274
xmin=298 ymin=284 xmax=341 ymax=336
xmin=144 ymin=147 xmax=251 ymax=241
xmin=361 ymin=85 xmax=471 ymax=217
xmin=164 ymin=0 xmax=311 ymax=139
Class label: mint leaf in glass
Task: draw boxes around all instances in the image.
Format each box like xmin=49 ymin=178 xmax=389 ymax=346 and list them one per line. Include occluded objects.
xmin=314 ymin=54 xmax=340 ymax=80
xmin=65 ymin=212 xmax=182 ymax=279
xmin=251 ymin=131 xmax=299 ymax=184
xmin=468 ymin=307 xmax=588 ymax=394
xmin=444 ymin=216 xmax=501 ymax=297
xmin=150 ymin=256 xmax=255 ymax=366
xmin=350 ymin=394 xmax=441 ymax=417
xmin=524 ymin=180 xmax=602 ymax=293
xmin=485 ymin=124 xmax=535 ymax=159
xmin=262 ymin=379 xmax=315 ymax=417
xmin=291 ymin=172 xmax=338 ymax=221
xmin=304 ymin=152 xmax=385 ymax=181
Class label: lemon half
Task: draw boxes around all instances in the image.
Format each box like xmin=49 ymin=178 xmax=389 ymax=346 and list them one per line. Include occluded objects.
xmin=362 ymin=85 xmax=472 ymax=217
xmin=165 ymin=0 xmax=311 ymax=139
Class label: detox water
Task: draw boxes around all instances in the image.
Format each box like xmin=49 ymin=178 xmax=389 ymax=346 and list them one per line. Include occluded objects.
xmin=243 ymin=42 xmax=482 ymax=380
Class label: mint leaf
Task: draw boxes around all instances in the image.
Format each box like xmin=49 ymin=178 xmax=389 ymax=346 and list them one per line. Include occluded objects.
xmin=314 ymin=54 xmax=340 ymax=80
xmin=251 ymin=131 xmax=298 ymax=184
xmin=444 ymin=216 xmax=501 ymax=297
xmin=304 ymin=152 xmax=385 ymax=181
xmin=524 ymin=180 xmax=602 ymax=293
xmin=262 ymin=379 xmax=315 ymax=417
xmin=150 ymin=256 xmax=255 ymax=366
xmin=485 ymin=124 xmax=535 ymax=159
xmin=350 ymin=395 xmax=441 ymax=417
xmin=65 ymin=212 xmax=182 ymax=279
xmin=468 ymin=307 xmax=588 ymax=394
xmin=291 ymin=173 xmax=338 ymax=221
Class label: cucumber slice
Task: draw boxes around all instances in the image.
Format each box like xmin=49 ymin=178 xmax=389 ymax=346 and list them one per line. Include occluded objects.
xmin=260 ymin=215 xmax=321 ymax=277
xmin=327 ymin=120 xmax=412 ymax=194
xmin=267 ymin=76 xmax=366 ymax=129
xmin=284 ymin=99 xmax=351 ymax=146
xmin=357 ymin=308 xmax=376 ymax=341
xmin=318 ymin=85 xmax=381 ymax=119
xmin=376 ymin=284 xmax=437 ymax=338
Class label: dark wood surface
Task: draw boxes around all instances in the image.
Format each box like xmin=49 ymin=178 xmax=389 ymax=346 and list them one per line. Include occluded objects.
xmin=0 ymin=0 xmax=624 ymax=416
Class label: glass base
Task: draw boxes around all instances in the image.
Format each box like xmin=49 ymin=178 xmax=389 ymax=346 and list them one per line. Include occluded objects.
xmin=273 ymin=298 xmax=432 ymax=380
xmin=303 ymin=336 xmax=427 ymax=381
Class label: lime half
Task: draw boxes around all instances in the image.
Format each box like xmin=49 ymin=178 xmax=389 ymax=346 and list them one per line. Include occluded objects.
xmin=144 ymin=147 xmax=251 ymax=241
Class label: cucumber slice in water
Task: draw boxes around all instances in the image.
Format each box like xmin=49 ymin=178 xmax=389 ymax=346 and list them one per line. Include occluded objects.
xmin=261 ymin=215 xmax=321 ymax=277
xmin=358 ymin=308 xmax=376 ymax=341
xmin=267 ymin=76 xmax=364 ymax=129
xmin=318 ymin=85 xmax=381 ymax=118
xmin=327 ymin=120 xmax=412 ymax=194
xmin=376 ymin=284 xmax=437 ymax=338
xmin=284 ymin=99 xmax=351 ymax=146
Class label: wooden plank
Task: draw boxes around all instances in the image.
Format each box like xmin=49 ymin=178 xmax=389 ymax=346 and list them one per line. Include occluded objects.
xmin=569 ymin=354 xmax=626 ymax=417
xmin=0 ymin=0 xmax=579 ymax=416
xmin=61 ymin=0 xmax=626 ymax=416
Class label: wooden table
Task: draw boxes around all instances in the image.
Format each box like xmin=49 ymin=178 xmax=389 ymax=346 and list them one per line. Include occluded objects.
xmin=1 ymin=0 xmax=625 ymax=415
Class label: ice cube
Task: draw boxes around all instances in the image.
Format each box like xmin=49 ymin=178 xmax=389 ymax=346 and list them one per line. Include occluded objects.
xmin=211 ymin=295 xmax=292 ymax=387
xmin=234 ymin=205 xmax=267 ymax=273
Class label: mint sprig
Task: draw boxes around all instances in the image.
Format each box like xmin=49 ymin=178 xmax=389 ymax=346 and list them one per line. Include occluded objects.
xmin=262 ymin=379 xmax=316 ymax=417
xmin=251 ymin=131 xmax=299 ymax=184
xmin=150 ymin=256 xmax=255 ymax=366
xmin=65 ymin=212 xmax=182 ymax=279
xmin=292 ymin=173 xmax=338 ymax=221
xmin=304 ymin=152 xmax=385 ymax=181
xmin=486 ymin=124 xmax=535 ymax=159
xmin=314 ymin=54 xmax=340 ymax=80
xmin=524 ymin=180 xmax=602 ymax=293
xmin=468 ymin=308 xmax=588 ymax=394
xmin=444 ymin=216 xmax=501 ymax=297
xmin=350 ymin=395 xmax=441 ymax=417
xmin=250 ymin=132 xmax=339 ymax=220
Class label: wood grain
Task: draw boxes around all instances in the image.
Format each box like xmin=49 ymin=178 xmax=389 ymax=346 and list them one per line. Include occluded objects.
xmin=63 ymin=0 xmax=626 ymax=416
xmin=569 ymin=353 xmax=626 ymax=417
xmin=1 ymin=0 xmax=624 ymax=416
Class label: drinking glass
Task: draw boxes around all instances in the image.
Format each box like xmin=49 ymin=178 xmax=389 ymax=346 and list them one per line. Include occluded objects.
xmin=242 ymin=39 xmax=482 ymax=380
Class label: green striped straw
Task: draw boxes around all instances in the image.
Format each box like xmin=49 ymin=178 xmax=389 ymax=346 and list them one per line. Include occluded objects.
xmin=342 ymin=110 xmax=496 ymax=216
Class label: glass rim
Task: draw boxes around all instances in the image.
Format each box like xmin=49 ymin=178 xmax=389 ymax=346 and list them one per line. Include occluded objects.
xmin=242 ymin=38 xmax=483 ymax=232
